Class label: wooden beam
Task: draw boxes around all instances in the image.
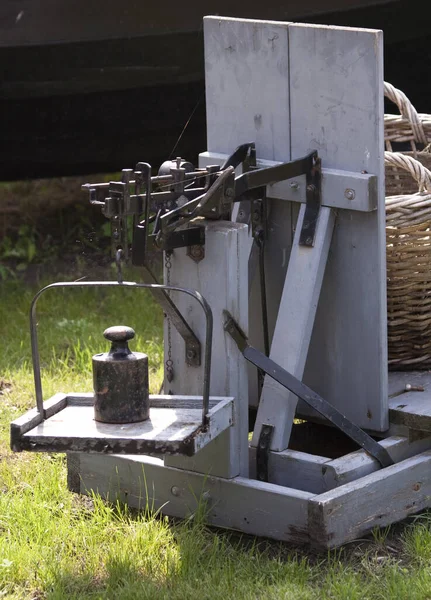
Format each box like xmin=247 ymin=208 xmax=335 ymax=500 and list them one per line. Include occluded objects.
xmin=309 ymin=450 xmax=431 ymax=548
xmin=75 ymin=453 xmax=313 ymax=545
xmin=252 ymin=205 xmax=335 ymax=451
xmin=323 ymin=435 xmax=431 ymax=489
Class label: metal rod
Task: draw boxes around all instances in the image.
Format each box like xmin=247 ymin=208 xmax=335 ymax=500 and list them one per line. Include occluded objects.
xmin=30 ymin=281 xmax=213 ymax=428
xmin=140 ymin=264 xmax=201 ymax=365
xmin=245 ymin=345 xmax=393 ymax=468
xmin=223 ymin=312 xmax=394 ymax=468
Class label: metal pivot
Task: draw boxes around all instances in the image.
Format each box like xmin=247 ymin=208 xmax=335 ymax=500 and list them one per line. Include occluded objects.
xmin=223 ymin=311 xmax=394 ymax=469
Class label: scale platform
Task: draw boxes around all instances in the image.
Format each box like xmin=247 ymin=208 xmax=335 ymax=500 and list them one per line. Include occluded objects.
xmin=10 ymin=393 xmax=233 ymax=456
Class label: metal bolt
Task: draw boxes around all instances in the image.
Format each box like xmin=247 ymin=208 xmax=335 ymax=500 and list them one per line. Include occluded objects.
xmin=344 ymin=188 xmax=355 ymax=201
xmin=306 ymin=184 xmax=316 ymax=193
xmin=290 ymin=181 xmax=299 ymax=190
xmin=238 ymin=210 xmax=245 ymax=219
xmin=306 ymin=237 xmax=313 ymax=245
xmin=191 ymin=246 xmax=203 ymax=258
xmin=186 ymin=349 xmax=196 ymax=360
xmin=171 ymin=486 xmax=180 ymax=497
xmin=187 ymin=244 xmax=205 ymax=263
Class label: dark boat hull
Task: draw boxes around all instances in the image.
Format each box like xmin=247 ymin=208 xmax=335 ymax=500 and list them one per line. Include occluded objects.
xmin=0 ymin=0 xmax=429 ymax=179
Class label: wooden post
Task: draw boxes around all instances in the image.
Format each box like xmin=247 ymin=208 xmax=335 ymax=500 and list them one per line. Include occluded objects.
xmin=163 ymin=221 xmax=249 ymax=478
xmin=252 ymin=205 xmax=335 ymax=450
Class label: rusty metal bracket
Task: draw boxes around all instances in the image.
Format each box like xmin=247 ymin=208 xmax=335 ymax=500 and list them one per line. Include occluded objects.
xmin=299 ymin=153 xmax=322 ymax=247
xmin=256 ymin=424 xmax=274 ymax=482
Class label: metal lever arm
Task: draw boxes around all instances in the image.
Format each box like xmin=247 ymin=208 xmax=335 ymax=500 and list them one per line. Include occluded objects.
xmin=156 ymin=167 xmax=235 ymax=237
xmin=223 ymin=311 xmax=394 ymax=469
xmin=234 ymin=151 xmax=317 ymax=199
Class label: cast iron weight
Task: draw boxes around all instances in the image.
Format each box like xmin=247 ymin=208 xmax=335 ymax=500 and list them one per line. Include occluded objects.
xmin=93 ymin=325 xmax=150 ymax=424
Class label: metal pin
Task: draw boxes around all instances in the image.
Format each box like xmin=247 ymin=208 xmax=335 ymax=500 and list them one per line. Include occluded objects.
xmin=389 ymin=383 xmax=424 ymax=399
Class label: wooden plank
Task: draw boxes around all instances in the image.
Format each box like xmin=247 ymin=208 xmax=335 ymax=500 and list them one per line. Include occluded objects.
xmin=75 ymin=453 xmax=313 ymax=545
xmin=204 ymin=16 xmax=291 ymax=160
xmin=388 ymin=371 xmax=431 ymax=431
xmin=390 ymin=397 xmax=431 ymax=432
xmin=67 ymin=393 xmax=222 ymax=410
xmin=388 ymin=371 xmax=431 ymax=397
xmin=323 ymin=434 xmax=431 ymax=489
xmin=309 ymin=450 xmax=431 ymax=548
xmin=25 ymin=405 xmax=202 ymax=440
xmin=18 ymin=400 xmax=233 ymax=456
xmin=163 ymin=221 xmax=249 ymax=477
xmin=252 ymin=205 xmax=335 ymax=451
xmin=203 ymin=16 xmax=295 ymax=410
xmin=249 ymin=447 xmax=330 ymax=493
xmin=289 ymin=23 xmax=388 ymax=432
xmin=10 ymin=392 xmax=67 ymax=450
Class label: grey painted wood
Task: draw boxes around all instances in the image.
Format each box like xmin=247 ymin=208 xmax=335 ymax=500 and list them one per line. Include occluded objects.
xmin=67 ymin=393 xmax=222 ymax=409
xmin=204 ymin=17 xmax=291 ymax=161
xmin=289 ymin=23 xmax=388 ymax=432
xmin=323 ymin=434 xmax=431 ymax=489
xmin=249 ymin=447 xmax=330 ymax=494
xmin=204 ymin=18 xmax=387 ymax=433
xmin=203 ymin=17 xmax=295 ymax=410
xmin=163 ymin=221 xmax=249 ymax=477
xmin=76 ymin=453 xmax=313 ymax=545
xmin=309 ymin=450 xmax=431 ymax=548
xmin=390 ymin=397 xmax=431 ymax=432
xmin=252 ymin=205 xmax=335 ymax=450
xmin=388 ymin=371 xmax=431 ymax=431
xmin=388 ymin=371 xmax=431 ymax=397
xmin=18 ymin=399 xmax=233 ymax=456
xmin=200 ymin=151 xmax=378 ymax=212
xmin=10 ymin=392 xmax=67 ymax=450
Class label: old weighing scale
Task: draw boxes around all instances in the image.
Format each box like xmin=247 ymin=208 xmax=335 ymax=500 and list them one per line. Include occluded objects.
xmin=10 ymin=17 xmax=431 ymax=548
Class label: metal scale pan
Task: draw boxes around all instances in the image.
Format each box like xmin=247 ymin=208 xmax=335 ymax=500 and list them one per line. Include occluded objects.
xmin=10 ymin=280 xmax=234 ymax=457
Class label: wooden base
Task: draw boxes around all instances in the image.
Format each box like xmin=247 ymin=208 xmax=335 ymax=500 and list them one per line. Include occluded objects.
xmin=63 ymin=372 xmax=431 ymax=548
xmin=70 ymin=445 xmax=431 ymax=549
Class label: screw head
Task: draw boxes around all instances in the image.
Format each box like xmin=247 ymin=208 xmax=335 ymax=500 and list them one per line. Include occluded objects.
xmin=344 ymin=188 xmax=355 ymax=201
xmin=187 ymin=244 xmax=205 ymax=263
xmin=171 ymin=486 xmax=180 ymax=497
xmin=191 ymin=246 xmax=203 ymax=258
xmin=290 ymin=181 xmax=299 ymax=190
xmin=306 ymin=184 xmax=316 ymax=193
xmin=186 ymin=349 xmax=196 ymax=360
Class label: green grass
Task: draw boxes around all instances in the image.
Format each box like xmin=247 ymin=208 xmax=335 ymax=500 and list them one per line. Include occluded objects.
xmin=2 ymin=274 xmax=431 ymax=598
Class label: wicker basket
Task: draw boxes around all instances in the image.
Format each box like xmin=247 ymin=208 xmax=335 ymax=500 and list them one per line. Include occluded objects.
xmin=385 ymin=151 xmax=431 ymax=369
xmin=384 ymin=82 xmax=431 ymax=197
